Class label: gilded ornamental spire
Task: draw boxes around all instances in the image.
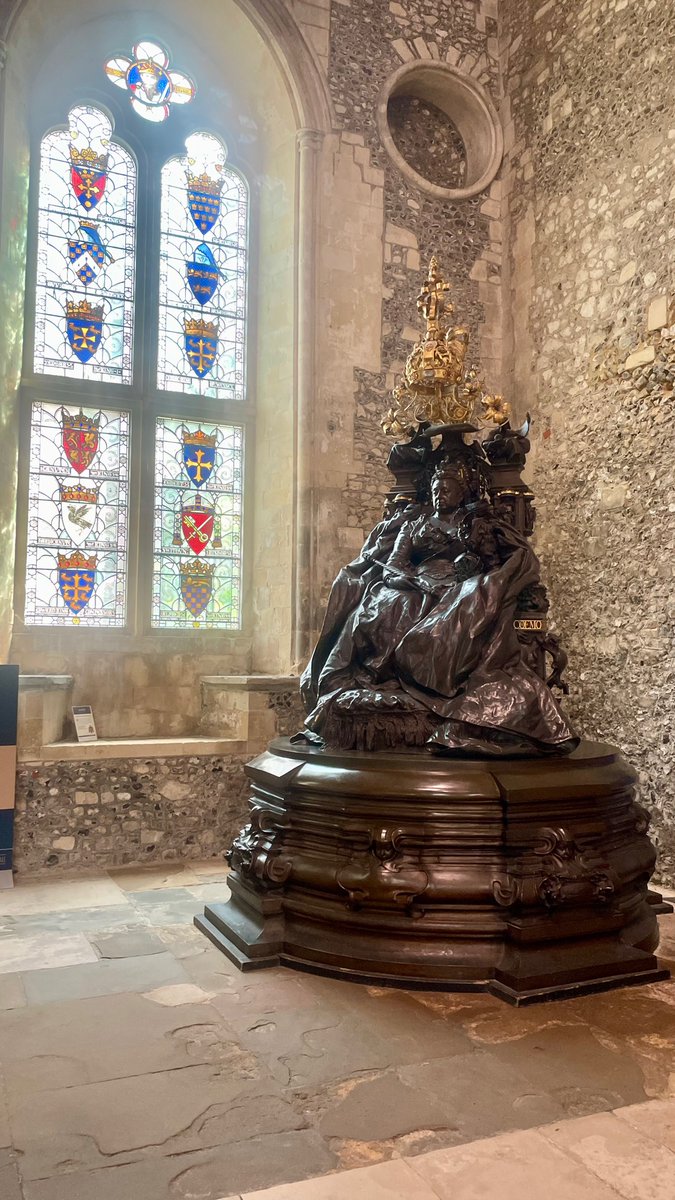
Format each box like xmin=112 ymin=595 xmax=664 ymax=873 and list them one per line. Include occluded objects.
xmin=382 ymin=256 xmax=510 ymax=436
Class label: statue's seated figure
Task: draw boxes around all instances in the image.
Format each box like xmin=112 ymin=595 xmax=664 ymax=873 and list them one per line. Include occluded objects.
xmin=301 ymin=451 xmax=578 ymax=757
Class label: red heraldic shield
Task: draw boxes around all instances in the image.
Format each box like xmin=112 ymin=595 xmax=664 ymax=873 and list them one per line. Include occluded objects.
xmin=62 ymin=411 xmax=100 ymax=475
xmin=181 ymin=497 xmax=214 ymax=555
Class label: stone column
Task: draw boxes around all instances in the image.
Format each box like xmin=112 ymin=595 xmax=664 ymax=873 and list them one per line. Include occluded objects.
xmin=292 ymin=127 xmax=323 ymax=672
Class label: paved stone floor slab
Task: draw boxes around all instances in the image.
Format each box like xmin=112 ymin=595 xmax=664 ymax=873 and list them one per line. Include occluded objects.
xmin=614 ymin=1098 xmax=675 ymax=1152
xmin=0 ymin=869 xmax=673 ymax=1200
xmin=0 ymin=877 xmax=128 ymax=915
xmin=10 ymin=1063 xmax=304 ymax=1180
xmin=21 ymin=951 xmax=189 ymax=1005
xmin=22 ymin=1132 xmax=337 ymax=1200
xmin=406 ymin=1127 xmax=626 ymax=1200
xmin=540 ymin=1110 xmax=675 ymax=1200
xmin=0 ymin=991 xmax=252 ymax=1095
xmin=0 ymin=1066 xmax=11 ymax=1148
xmin=108 ymin=865 xmax=203 ymax=892
xmin=154 ymin=923 xmax=211 ymax=958
xmin=0 ymin=1162 xmax=22 ymax=1200
xmin=189 ymin=860 xmax=231 ymax=881
xmin=240 ymin=1159 xmax=445 ymax=1200
xmin=90 ymin=930 xmax=165 ymax=959
xmin=0 ymin=973 xmax=26 ymax=1010
xmin=0 ymin=933 xmax=98 ymax=975
xmin=126 ymin=890 xmax=208 ymax=925
xmin=0 ymin=906 xmax=151 ymax=938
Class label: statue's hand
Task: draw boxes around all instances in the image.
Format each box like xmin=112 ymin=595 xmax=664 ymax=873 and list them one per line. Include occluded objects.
xmin=382 ymin=568 xmax=413 ymax=590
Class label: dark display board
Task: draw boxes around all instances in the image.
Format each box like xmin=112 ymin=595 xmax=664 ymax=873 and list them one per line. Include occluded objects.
xmin=0 ymin=665 xmax=19 ymax=885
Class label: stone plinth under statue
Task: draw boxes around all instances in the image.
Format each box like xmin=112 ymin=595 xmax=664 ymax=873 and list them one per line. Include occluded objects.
xmin=195 ymin=737 xmax=668 ymax=1004
xmin=197 ymin=257 xmax=670 ymax=1002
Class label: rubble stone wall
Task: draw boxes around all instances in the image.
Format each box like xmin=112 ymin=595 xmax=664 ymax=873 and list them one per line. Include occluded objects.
xmin=500 ymin=0 xmax=675 ymax=882
xmin=14 ymin=755 xmax=250 ymax=874
xmin=326 ymin=0 xmax=503 ymax=563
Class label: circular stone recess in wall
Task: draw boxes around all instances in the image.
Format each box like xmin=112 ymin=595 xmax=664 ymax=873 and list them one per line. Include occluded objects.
xmin=377 ymin=62 xmax=503 ymax=201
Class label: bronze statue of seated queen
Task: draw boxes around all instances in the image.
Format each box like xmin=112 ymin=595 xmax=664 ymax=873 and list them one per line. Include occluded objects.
xmin=301 ymin=440 xmax=577 ymax=757
xmin=197 ymin=256 xmax=670 ymax=1005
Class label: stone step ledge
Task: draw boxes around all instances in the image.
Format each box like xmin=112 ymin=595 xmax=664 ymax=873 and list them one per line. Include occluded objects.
xmin=20 ymin=736 xmax=248 ymax=764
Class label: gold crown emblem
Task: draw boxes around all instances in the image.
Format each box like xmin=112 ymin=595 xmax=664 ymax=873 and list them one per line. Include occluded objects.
xmin=58 ymin=550 xmax=97 ymax=570
xmin=183 ymin=428 xmax=217 ymax=449
xmin=69 ymin=144 xmax=108 ymax=172
xmin=78 ymin=219 xmax=99 ymax=232
xmin=187 ymin=171 xmax=223 ymax=196
xmin=66 ymin=299 xmax=104 ymax=322
xmin=381 ymin=256 xmax=510 ymax=437
xmin=179 ymin=559 xmax=215 ymax=579
xmin=60 ymin=483 xmax=98 ymax=504
xmin=183 ymin=316 xmax=219 ymax=339
xmin=63 ymin=409 xmax=100 ymax=432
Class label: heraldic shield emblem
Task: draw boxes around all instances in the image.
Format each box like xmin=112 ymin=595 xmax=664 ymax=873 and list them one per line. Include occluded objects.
xmin=186 ymin=243 xmax=220 ymax=306
xmin=184 ymin=317 xmax=218 ymax=379
xmin=174 ymin=494 xmax=222 ymax=555
xmin=182 ymin=428 xmax=216 ymax=489
xmin=68 ymin=221 xmax=109 ymax=286
xmin=66 ymin=300 xmax=104 ymax=364
xmin=62 ymin=410 xmax=100 ymax=475
xmin=60 ymin=483 xmax=98 ymax=546
xmin=180 ymin=496 xmax=213 ymax=555
xmin=180 ymin=559 xmax=213 ymax=620
xmin=70 ymin=144 xmax=108 ymax=212
xmin=58 ymin=551 xmax=97 ymax=616
xmin=187 ymin=170 xmax=223 ymax=235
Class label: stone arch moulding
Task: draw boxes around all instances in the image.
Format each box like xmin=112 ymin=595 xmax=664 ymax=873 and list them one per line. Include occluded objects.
xmin=377 ymin=61 xmax=503 ymax=201
xmin=0 ymin=0 xmax=333 ymax=133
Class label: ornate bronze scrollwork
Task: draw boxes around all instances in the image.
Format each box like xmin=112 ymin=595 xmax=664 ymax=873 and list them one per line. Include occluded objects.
xmin=227 ymin=804 xmax=291 ymax=889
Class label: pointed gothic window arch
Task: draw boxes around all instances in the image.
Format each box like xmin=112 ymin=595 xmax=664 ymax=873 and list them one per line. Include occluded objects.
xmin=21 ymin=47 xmax=249 ymax=634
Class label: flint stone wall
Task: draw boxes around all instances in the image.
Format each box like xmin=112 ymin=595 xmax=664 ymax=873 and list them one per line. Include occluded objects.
xmin=14 ymin=755 xmax=250 ymax=874
xmin=501 ymin=0 xmax=675 ymax=883
xmin=328 ymin=0 xmax=502 ymax=552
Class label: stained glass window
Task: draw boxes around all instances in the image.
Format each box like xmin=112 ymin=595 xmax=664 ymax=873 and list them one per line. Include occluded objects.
xmin=153 ymin=417 xmax=243 ymax=629
xmin=24 ymin=401 xmax=130 ymax=627
xmin=34 ymin=105 xmax=136 ymax=385
xmin=157 ymin=132 xmax=248 ymax=400
xmin=105 ymin=41 xmax=195 ymax=123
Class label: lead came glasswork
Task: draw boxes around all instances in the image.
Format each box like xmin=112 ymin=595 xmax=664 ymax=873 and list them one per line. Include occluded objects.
xmin=34 ymin=105 xmax=136 ymax=384
xmin=24 ymin=402 xmax=130 ymax=627
xmin=153 ymin=418 xmax=243 ymax=629
xmin=157 ymin=132 xmax=248 ymax=399
xmin=104 ymin=41 xmax=195 ymax=123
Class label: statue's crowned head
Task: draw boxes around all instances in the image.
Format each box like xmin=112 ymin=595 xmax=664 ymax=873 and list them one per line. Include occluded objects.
xmin=430 ymin=454 xmax=479 ymax=513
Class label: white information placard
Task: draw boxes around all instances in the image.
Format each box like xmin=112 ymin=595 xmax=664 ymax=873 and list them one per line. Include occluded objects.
xmin=72 ymin=705 xmax=97 ymax=743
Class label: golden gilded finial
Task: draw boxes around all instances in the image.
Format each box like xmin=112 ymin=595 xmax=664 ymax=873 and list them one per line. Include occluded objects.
xmin=381 ymin=256 xmax=511 ymax=437
xmin=481 ymin=393 xmax=512 ymax=425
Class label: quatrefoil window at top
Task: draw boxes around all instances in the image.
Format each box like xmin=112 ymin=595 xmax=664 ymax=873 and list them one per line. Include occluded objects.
xmin=104 ymin=40 xmax=195 ymax=123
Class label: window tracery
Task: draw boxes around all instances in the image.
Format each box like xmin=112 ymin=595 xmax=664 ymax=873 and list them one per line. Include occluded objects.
xmin=23 ymin=56 xmax=248 ymax=632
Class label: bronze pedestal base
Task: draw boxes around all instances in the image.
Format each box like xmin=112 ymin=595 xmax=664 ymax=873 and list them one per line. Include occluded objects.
xmin=196 ymin=738 xmax=670 ymax=1005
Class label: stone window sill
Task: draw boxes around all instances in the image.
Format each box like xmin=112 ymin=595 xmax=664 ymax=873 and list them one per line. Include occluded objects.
xmin=20 ymin=736 xmax=248 ymax=764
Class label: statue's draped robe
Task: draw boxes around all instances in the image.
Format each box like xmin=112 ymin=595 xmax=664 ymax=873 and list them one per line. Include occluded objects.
xmin=301 ymin=507 xmax=577 ymax=756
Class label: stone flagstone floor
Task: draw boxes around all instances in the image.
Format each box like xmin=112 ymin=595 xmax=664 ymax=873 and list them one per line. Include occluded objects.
xmin=0 ymin=865 xmax=673 ymax=1200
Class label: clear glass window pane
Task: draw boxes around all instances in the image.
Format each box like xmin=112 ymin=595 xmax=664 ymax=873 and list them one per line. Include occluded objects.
xmin=158 ymin=132 xmax=248 ymax=400
xmin=152 ymin=416 xmax=243 ymax=629
xmin=24 ymin=401 xmax=130 ymax=627
xmin=33 ymin=104 xmax=136 ymax=384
